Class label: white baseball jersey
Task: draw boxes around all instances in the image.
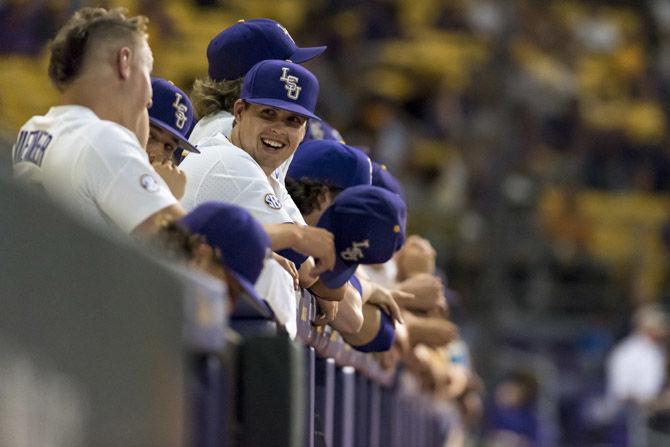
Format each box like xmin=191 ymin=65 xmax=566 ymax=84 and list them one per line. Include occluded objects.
xmin=189 ymin=122 xmax=302 ymax=335
xmin=179 ymin=133 xmax=306 ymax=225
xmin=188 ymin=110 xmax=234 ymax=146
xmin=187 ymin=111 xmax=295 ymax=184
xmin=255 ymin=257 xmax=299 ymax=339
xmin=12 ymin=105 xmax=177 ymax=233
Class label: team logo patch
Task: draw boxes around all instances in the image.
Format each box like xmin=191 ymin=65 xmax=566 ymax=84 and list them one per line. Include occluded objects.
xmin=264 ymin=193 xmax=282 ymax=209
xmin=279 ymin=67 xmax=301 ymax=100
xmin=340 ymin=240 xmax=370 ymax=262
xmin=140 ymin=174 xmax=160 ymax=192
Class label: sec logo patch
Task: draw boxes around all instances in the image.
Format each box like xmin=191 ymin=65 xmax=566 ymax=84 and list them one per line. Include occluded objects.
xmin=140 ymin=174 xmax=160 ymax=192
xmin=264 ymin=193 xmax=282 ymax=209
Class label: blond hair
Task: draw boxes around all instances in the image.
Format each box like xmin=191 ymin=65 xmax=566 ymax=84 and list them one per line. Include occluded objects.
xmin=191 ymin=76 xmax=243 ymax=118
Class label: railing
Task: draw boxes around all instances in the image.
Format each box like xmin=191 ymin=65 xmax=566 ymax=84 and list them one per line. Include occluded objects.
xmin=187 ymin=283 xmax=455 ymax=447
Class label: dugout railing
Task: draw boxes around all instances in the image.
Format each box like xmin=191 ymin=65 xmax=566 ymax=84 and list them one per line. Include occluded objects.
xmin=1 ymin=170 xmax=453 ymax=447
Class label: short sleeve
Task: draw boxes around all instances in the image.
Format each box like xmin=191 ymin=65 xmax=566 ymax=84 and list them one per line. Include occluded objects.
xmin=81 ymin=127 xmax=177 ymax=233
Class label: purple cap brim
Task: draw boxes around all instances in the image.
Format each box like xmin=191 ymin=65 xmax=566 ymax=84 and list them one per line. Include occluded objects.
xmin=290 ymin=46 xmax=327 ymax=63
xmin=230 ymin=270 xmax=274 ymax=317
xmin=319 ymin=255 xmax=358 ymax=289
xmin=149 ymin=118 xmax=200 ymax=154
xmin=244 ymin=97 xmax=320 ymax=121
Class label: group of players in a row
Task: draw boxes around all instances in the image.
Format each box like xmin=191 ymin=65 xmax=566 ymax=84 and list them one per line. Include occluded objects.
xmin=12 ymin=7 xmax=482 ymax=437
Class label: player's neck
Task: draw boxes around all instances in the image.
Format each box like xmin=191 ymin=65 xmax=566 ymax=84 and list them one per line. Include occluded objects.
xmin=60 ymin=78 xmax=126 ymax=125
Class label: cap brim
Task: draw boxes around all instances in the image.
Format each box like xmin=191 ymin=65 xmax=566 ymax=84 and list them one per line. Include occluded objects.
xmin=319 ymin=255 xmax=358 ymax=289
xmin=150 ymin=118 xmax=200 ymax=154
xmin=229 ymin=271 xmax=274 ymax=318
xmin=290 ymin=46 xmax=327 ymax=63
xmin=244 ymin=98 xmax=320 ymax=121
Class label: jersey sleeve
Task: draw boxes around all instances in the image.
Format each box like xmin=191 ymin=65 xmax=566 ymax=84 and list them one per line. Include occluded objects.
xmin=80 ymin=126 xmax=177 ymax=233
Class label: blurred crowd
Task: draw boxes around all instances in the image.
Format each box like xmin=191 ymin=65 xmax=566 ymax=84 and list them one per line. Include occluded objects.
xmin=7 ymin=0 xmax=670 ymax=445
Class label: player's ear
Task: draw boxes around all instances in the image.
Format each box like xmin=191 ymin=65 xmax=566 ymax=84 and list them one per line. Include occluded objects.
xmin=298 ymin=122 xmax=307 ymax=142
xmin=316 ymin=188 xmax=333 ymax=212
xmin=233 ymin=99 xmax=246 ymax=121
xmin=190 ymin=243 xmax=215 ymax=269
xmin=117 ymin=46 xmax=132 ymax=80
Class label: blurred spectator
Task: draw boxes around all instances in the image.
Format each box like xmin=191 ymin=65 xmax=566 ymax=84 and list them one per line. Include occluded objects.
xmin=485 ymin=371 xmax=540 ymax=447
xmin=0 ymin=0 xmax=68 ymax=56
xmin=606 ymin=304 xmax=669 ymax=406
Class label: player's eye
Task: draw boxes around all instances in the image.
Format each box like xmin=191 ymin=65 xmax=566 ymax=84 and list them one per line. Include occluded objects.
xmin=260 ymin=108 xmax=276 ymax=119
xmin=287 ymin=115 xmax=305 ymax=126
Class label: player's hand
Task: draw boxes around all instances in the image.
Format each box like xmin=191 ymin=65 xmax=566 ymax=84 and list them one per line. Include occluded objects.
xmin=396 ymin=235 xmax=437 ymax=279
xmin=271 ymin=252 xmax=299 ymax=290
xmin=293 ymin=225 xmax=335 ymax=277
xmin=397 ymin=273 xmax=447 ymax=312
xmin=367 ymin=285 xmax=406 ymax=324
xmin=152 ymin=161 xmax=186 ymax=200
xmin=405 ymin=312 xmax=459 ymax=348
xmin=313 ymin=298 xmax=339 ymax=326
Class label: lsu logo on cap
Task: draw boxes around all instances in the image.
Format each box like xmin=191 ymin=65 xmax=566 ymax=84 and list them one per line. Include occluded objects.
xmin=279 ymin=67 xmax=301 ymax=100
xmin=340 ymin=240 xmax=370 ymax=262
xmin=172 ymin=92 xmax=188 ymax=130
xmin=264 ymin=193 xmax=282 ymax=209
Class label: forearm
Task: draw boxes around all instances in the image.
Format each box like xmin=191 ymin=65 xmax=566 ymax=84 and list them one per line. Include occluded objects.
xmin=132 ymin=204 xmax=185 ymax=238
xmin=298 ymin=258 xmax=317 ymax=288
xmin=341 ymin=303 xmax=381 ymax=345
xmin=263 ymin=223 xmax=298 ymax=250
xmin=327 ymin=283 xmax=364 ymax=334
xmin=309 ymin=278 xmax=346 ymax=302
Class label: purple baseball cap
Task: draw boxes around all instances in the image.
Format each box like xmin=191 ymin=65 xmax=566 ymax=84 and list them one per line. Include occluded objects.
xmin=149 ymin=78 xmax=199 ymax=154
xmin=303 ymin=119 xmax=345 ymax=143
xmin=316 ymin=185 xmax=407 ymax=288
xmin=241 ymin=59 xmax=320 ymax=120
xmin=287 ymin=139 xmax=372 ymax=189
xmin=372 ymin=161 xmax=405 ymax=200
xmin=207 ymin=18 xmax=327 ymax=81
xmin=179 ymin=202 xmax=272 ymax=312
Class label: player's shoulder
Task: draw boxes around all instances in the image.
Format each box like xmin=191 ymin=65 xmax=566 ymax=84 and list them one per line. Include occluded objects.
xmin=89 ymin=120 xmax=140 ymax=146
xmin=189 ymin=110 xmax=233 ymax=145
xmin=197 ymin=134 xmax=257 ymax=164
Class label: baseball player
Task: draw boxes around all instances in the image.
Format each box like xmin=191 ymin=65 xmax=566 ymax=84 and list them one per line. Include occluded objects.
xmin=147 ymin=77 xmax=200 ymax=200
xmin=285 ymin=139 xmax=373 ymax=225
xmin=12 ymin=7 xmax=184 ymax=236
xmin=302 ymin=118 xmax=346 ymax=144
xmin=179 ymin=59 xmax=346 ymax=305
xmin=189 ymin=18 xmax=326 ymax=145
xmin=180 ymin=18 xmax=326 ymax=186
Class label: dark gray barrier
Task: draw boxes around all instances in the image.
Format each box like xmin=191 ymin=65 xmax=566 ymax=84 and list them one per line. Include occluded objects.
xmin=0 ymin=176 xmax=188 ymax=446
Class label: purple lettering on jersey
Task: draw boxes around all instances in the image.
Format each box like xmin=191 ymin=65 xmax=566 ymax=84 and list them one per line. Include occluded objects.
xmin=13 ymin=130 xmax=53 ymax=167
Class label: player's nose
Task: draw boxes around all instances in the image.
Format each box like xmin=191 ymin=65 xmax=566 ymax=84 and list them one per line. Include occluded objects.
xmin=268 ymin=124 xmax=287 ymax=135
